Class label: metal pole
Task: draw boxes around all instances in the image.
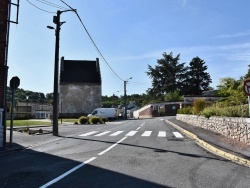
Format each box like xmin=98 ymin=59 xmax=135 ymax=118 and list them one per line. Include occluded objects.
xmin=61 ymin=99 xmax=62 ymax=124
xmin=9 ymin=86 xmax=15 ymax=146
xmin=248 ymin=96 xmax=250 ymax=117
xmin=52 ymin=10 xmax=61 ymax=136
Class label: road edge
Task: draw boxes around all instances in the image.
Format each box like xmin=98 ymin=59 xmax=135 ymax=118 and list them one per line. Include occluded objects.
xmin=164 ymin=119 xmax=250 ymax=168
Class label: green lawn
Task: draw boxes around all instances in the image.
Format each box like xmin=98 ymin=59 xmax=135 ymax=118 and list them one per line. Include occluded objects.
xmin=6 ymin=118 xmax=79 ymax=127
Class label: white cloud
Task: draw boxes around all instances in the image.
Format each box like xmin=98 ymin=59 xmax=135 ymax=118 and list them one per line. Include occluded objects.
xmin=216 ymin=31 xmax=250 ymax=39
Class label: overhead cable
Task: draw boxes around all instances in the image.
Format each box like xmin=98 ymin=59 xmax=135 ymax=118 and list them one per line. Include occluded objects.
xmin=26 ymin=0 xmax=56 ymax=13
xmin=60 ymin=0 xmax=124 ymax=82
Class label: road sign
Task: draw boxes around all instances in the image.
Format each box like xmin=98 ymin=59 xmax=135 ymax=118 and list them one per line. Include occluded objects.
xmin=10 ymin=76 xmax=20 ymax=90
xmin=243 ymin=79 xmax=250 ymax=96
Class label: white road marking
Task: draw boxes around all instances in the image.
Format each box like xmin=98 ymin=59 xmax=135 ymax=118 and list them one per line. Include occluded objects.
xmin=125 ymin=131 xmax=138 ymax=136
xmin=94 ymin=131 xmax=111 ymax=136
xmin=136 ymin=127 xmax=141 ymax=131
xmin=141 ymin=131 xmax=152 ymax=137
xmin=158 ymin=131 xmax=166 ymax=137
xmin=39 ymin=157 xmax=97 ymax=188
xmin=98 ymin=137 xmax=127 ymax=155
xmin=79 ymin=131 xmax=98 ymax=136
xmin=140 ymin=122 xmax=145 ymax=126
xmin=173 ymin=132 xmax=184 ymax=138
xmin=110 ymin=131 xmax=124 ymax=136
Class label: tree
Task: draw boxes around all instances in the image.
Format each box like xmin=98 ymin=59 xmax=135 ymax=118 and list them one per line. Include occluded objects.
xmin=217 ymin=77 xmax=246 ymax=105
xmin=185 ymin=57 xmax=212 ymax=95
xmin=244 ymin=65 xmax=250 ymax=79
xmin=146 ymin=52 xmax=187 ymax=99
xmin=164 ymin=90 xmax=183 ymax=102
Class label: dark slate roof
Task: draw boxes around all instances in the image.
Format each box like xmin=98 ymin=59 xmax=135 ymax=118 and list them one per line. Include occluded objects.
xmin=60 ymin=58 xmax=101 ymax=84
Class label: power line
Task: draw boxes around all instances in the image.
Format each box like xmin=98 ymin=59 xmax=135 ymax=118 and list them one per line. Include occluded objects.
xmin=26 ymin=0 xmax=56 ymax=13
xmin=37 ymin=0 xmax=67 ymax=10
xmin=60 ymin=0 xmax=124 ymax=82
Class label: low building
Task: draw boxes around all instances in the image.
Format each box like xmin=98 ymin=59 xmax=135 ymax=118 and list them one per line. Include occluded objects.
xmin=6 ymin=102 xmax=51 ymax=120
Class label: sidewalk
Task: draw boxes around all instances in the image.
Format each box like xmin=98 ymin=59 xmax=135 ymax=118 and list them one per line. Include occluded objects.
xmin=166 ymin=117 xmax=250 ymax=167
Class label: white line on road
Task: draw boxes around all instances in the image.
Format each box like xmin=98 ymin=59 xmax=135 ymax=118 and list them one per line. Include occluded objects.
xmin=136 ymin=127 xmax=141 ymax=131
xmin=125 ymin=131 xmax=138 ymax=137
xmin=98 ymin=137 xmax=127 ymax=155
xmin=39 ymin=157 xmax=97 ymax=188
xmin=158 ymin=131 xmax=166 ymax=137
xmin=110 ymin=131 xmax=124 ymax=136
xmin=94 ymin=131 xmax=111 ymax=136
xmin=173 ymin=132 xmax=184 ymax=138
xmin=79 ymin=131 xmax=98 ymax=136
xmin=141 ymin=131 xmax=152 ymax=137
xmin=140 ymin=122 xmax=145 ymax=127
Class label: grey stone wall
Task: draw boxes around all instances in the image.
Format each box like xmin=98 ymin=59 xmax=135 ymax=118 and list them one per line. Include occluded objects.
xmin=60 ymin=83 xmax=101 ymax=116
xmin=176 ymin=114 xmax=250 ymax=145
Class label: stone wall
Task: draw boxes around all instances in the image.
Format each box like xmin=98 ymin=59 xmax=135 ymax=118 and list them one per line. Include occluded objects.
xmin=176 ymin=114 xmax=250 ymax=145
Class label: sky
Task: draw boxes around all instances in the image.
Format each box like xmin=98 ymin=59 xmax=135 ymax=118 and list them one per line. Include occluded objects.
xmin=7 ymin=0 xmax=250 ymax=97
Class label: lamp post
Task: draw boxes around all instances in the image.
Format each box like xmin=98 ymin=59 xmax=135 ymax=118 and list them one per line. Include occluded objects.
xmin=124 ymin=77 xmax=132 ymax=119
xmin=47 ymin=9 xmax=75 ymax=136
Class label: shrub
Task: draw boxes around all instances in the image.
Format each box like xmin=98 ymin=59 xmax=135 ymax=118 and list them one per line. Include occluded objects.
xmin=200 ymin=106 xmax=219 ymax=118
xmin=74 ymin=121 xmax=78 ymax=124
xmin=89 ymin=116 xmax=101 ymax=124
xmin=193 ymin=99 xmax=205 ymax=115
xmin=100 ymin=117 xmax=107 ymax=123
xmin=79 ymin=116 xmax=88 ymax=124
xmin=177 ymin=106 xmax=193 ymax=114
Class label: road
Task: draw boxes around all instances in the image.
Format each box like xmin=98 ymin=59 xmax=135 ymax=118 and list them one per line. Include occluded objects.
xmin=1 ymin=117 xmax=250 ymax=188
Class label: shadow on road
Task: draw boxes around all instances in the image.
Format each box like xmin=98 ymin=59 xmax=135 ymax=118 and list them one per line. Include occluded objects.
xmin=0 ymin=143 xmax=172 ymax=188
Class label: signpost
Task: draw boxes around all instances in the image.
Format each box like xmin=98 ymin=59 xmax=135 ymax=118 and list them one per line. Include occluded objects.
xmin=9 ymin=76 xmax=20 ymax=146
xmin=243 ymin=79 xmax=250 ymax=117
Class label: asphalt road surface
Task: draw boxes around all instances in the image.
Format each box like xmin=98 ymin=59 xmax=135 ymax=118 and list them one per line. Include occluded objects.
xmin=1 ymin=117 xmax=250 ymax=188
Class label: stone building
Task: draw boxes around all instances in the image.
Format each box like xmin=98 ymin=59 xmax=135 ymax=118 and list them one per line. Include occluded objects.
xmin=59 ymin=57 xmax=102 ymax=118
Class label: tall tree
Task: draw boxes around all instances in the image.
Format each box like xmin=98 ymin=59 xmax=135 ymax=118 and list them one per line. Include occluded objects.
xmin=146 ymin=52 xmax=187 ymax=99
xmin=185 ymin=57 xmax=212 ymax=95
xmin=244 ymin=65 xmax=250 ymax=79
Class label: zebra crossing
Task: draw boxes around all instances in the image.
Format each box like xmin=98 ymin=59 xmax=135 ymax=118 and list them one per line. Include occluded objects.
xmin=79 ymin=130 xmax=184 ymax=138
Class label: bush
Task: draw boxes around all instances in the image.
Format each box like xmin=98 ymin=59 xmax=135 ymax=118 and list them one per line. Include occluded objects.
xmin=177 ymin=106 xmax=193 ymax=114
xmin=200 ymin=104 xmax=248 ymax=118
xmin=89 ymin=116 xmax=101 ymax=124
xmin=79 ymin=116 xmax=88 ymax=124
xmin=100 ymin=117 xmax=107 ymax=123
xmin=200 ymin=106 xmax=219 ymax=118
xmin=193 ymin=99 xmax=205 ymax=115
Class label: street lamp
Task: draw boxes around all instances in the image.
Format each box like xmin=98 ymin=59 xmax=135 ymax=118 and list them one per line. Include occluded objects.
xmin=124 ymin=77 xmax=132 ymax=119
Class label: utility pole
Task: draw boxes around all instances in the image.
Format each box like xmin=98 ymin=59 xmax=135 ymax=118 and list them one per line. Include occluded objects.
xmin=48 ymin=9 xmax=75 ymax=136
xmin=52 ymin=10 xmax=61 ymax=136
xmin=124 ymin=77 xmax=132 ymax=119
xmin=124 ymin=81 xmax=127 ymax=119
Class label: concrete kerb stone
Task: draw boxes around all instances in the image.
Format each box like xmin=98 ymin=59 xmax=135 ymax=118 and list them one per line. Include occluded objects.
xmin=164 ymin=119 xmax=250 ymax=168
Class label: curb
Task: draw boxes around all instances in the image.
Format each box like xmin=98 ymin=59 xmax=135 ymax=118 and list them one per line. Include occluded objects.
xmin=164 ymin=119 xmax=250 ymax=168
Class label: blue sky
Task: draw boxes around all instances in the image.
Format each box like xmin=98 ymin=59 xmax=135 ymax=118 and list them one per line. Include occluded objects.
xmin=8 ymin=0 xmax=250 ymax=96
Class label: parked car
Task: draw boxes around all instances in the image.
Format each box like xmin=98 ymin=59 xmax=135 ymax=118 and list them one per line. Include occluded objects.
xmin=87 ymin=108 xmax=117 ymax=121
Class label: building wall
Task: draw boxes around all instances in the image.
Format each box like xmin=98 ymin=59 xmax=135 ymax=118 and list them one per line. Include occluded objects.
xmin=60 ymin=83 xmax=101 ymax=117
xmin=0 ymin=0 xmax=9 ymax=147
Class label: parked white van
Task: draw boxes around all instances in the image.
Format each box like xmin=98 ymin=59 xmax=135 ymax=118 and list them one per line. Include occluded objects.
xmin=87 ymin=108 xmax=117 ymax=121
